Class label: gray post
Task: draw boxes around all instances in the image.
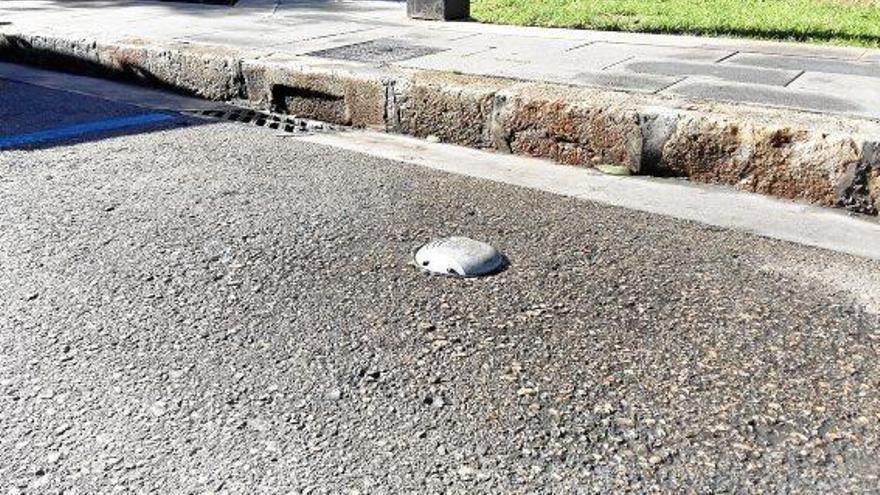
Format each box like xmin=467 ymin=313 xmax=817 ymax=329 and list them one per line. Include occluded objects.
xmin=407 ymin=0 xmax=470 ymax=21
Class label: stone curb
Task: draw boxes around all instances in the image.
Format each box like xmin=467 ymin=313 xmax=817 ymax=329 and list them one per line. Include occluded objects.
xmin=2 ymin=31 xmax=879 ymax=215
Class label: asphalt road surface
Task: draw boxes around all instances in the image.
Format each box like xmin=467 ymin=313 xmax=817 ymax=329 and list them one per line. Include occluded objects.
xmin=1 ymin=68 xmax=880 ymax=494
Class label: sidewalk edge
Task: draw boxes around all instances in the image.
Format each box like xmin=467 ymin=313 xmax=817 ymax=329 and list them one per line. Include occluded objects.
xmin=2 ymin=31 xmax=878 ymax=214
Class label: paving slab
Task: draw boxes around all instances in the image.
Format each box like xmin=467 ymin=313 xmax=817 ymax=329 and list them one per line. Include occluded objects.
xmin=398 ymin=37 xmax=730 ymax=87
xmin=569 ymin=41 xmax=735 ymax=63
xmin=444 ymin=34 xmax=588 ymax=60
xmin=273 ymin=29 xmax=390 ymax=55
xmin=727 ymin=52 xmax=880 ymax=78
xmin=402 ymin=48 xmax=626 ymax=77
xmin=273 ymin=0 xmax=409 ymax=19
xmin=788 ymin=72 xmax=880 ymax=118
xmin=666 ymin=79 xmax=868 ymax=117
xmin=118 ymin=23 xmax=221 ymax=41
xmin=710 ymin=41 xmax=868 ymax=60
xmin=400 ymin=29 xmax=480 ymax=43
xmin=459 ymin=57 xmax=683 ymax=92
xmin=567 ymin=70 xmax=682 ymax=93
xmin=405 ymin=55 xmax=681 ymax=92
xmin=398 ymin=50 xmax=530 ymax=77
xmin=203 ymin=21 xmax=378 ymax=45
xmin=624 ymin=59 xmax=802 ymax=86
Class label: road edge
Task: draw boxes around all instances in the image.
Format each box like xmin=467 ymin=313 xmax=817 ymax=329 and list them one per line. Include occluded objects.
xmin=2 ymin=31 xmax=879 ymax=215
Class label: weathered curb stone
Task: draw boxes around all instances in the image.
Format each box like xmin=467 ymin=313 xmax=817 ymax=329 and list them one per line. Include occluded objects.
xmin=659 ymin=119 xmax=863 ymax=207
xmin=857 ymin=141 xmax=880 ymax=214
xmin=0 ymin=34 xmax=244 ymax=100
xmin=390 ymin=71 xmax=514 ymax=148
xmin=638 ymin=108 xmax=680 ymax=175
xmin=2 ymin=30 xmax=879 ymax=215
xmin=491 ymin=84 xmax=643 ymax=171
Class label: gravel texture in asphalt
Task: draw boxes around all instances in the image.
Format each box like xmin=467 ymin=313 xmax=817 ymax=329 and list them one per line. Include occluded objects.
xmin=1 ymin=121 xmax=879 ymax=494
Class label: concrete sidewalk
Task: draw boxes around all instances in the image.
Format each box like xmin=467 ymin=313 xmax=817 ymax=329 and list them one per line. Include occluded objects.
xmin=4 ymin=0 xmax=880 ymax=118
xmin=2 ymin=0 xmax=880 ymax=214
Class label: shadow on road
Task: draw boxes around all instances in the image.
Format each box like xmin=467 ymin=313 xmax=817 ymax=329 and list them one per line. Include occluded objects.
xmin=0 ymin=76 xmax=204 ymax=151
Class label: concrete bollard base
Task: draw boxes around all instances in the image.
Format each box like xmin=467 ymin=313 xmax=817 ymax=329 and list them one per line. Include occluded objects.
xmin=407 ymin=0 xmax=470 ymax=21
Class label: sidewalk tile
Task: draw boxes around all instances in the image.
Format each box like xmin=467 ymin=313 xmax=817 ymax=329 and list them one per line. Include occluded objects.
xmin=277 ymin=30 xmax=388 ymax=55
xmin=567 ymin=71 xmax=682 ymax=93
xmin=399 ymin=52 xmax=530 ymax=77
xmin=726 ymin=53 xmax=880 ymax=78
xmin=624 ymin=60 xmax=800 ymax=86
xmin=571 ymin=41 xmax=734 ymax=63
xmin=181 ymin=21 xmax=377 ymax=47
xmin=401 ymin=46 xmax=627 ymax=80
xmin=666 ymin=79 xmax=867 ymax=116
xmin=789 ymin=72 xmax=880 ymax=115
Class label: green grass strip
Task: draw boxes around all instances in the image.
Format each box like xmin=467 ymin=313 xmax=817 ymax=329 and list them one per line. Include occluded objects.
xmin=471 ymin=0 xmax=880 ymax=48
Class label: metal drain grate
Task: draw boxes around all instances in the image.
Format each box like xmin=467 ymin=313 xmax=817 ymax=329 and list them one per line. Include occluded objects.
xmin=189 ymin=108 xmax=337 ymax=135
xmin=306 ymin=38 xmax=445 ymax=63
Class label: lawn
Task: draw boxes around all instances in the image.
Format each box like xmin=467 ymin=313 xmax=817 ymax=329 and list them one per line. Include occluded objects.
xmin=470 ymin=0 xmax=880 ymax=48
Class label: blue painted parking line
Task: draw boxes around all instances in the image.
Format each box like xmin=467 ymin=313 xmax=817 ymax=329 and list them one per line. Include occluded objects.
xmin=0 ymin=112 xmax=177 ymax=150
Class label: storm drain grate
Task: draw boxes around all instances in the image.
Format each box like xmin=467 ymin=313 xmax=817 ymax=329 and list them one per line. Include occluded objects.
xmin=189 ymin=108 xmax=337 ymax=135
xmin=306 ymin=38 xmax=446 ymax=63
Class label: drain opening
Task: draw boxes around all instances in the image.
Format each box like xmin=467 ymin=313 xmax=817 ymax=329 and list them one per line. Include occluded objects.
xmin=191 ymin=108 xmax=337 ymax=136
xmin=271 ymin=86 xmax=343 ymax=107
xmin=270 ymin=84 xmax=348 ymax=125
